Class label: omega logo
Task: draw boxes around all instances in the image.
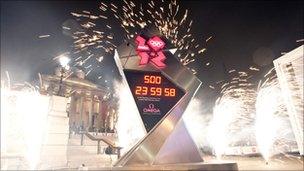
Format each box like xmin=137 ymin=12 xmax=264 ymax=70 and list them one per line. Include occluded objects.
xmin=143 ymin=103 xmax=160 ymax=114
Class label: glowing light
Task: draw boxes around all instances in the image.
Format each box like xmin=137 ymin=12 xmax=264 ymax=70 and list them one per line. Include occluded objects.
xmin=183 ymin=98 xmax=211 ymax=150
xmin=207 ymin=71 xmax=257 ymax=159
xmin=255 ymin=83 xmax=279 ymax=161
xmin=134 ymin=86 xmax=176 ymax=97
xmin=208 ymin=98 xmax=243 ymax=159
xmin=59 ymin=55 xmax=70 ymax=67
xmin=144 ymin=75 xmax=162 ymax=84
xmin=114 ymin=80 xmax=146 ymax=154
xmin=255 ymin=69 xmax=296 ymax=161
xmin=169 ymin=48 xmax=177 ymax=54
xmin=38 ymin=35 xmax=50 ymax=38
xmin=1 ymin=86 xmax=49 ymax=169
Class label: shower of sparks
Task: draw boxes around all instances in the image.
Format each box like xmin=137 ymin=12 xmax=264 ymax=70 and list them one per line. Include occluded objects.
xmin=71 ymin=0 xmax=210 ymax=75
xmin=184 ymin=98 xmax=212 ymax=149
xmin=1 ymin=79 xmax=49 ymax=170
xmin=110 ymin=0 xmax=207 ymax=68
xmin=207 ymin=66 xmax=298 ymax=160
xmin=208 ymin=69 xmax=258 ymax=158
xmin=113 ymin=80 xmax=146 ymax=155
xmin=68 ymin=1 xmax=300 ymax=160
xmin=255 ymin=68 xmax=298 ymax=161
xmin=70 ymin=9 xmax=116 ymax=78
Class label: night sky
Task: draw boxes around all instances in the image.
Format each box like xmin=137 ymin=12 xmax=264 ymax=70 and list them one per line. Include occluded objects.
xmin=1 ymin=0 xmax=303 ymax=90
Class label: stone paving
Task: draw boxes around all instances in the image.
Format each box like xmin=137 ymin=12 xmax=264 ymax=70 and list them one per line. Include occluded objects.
xmin=66 ymin=134 xmax=303 ymax=170
xmin=66 ymin=134 xmax=118 ymax=169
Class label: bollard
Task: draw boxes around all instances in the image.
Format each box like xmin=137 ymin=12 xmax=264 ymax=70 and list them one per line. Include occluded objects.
xmin=80 ymin=132 xmax=84 ymax=146
xmin=117 ymin=148 xmax=121 ymax=159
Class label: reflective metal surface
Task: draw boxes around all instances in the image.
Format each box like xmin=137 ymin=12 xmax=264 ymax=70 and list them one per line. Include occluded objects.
xmin=113 ymin=42 xmax=203 ymax=166
xmin=95 ymin=162 xmax=238 ymax=170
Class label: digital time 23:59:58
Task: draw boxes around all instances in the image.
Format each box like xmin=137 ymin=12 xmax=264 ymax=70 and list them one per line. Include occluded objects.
xmin=134 ymin=75 xmax=176 ymax=97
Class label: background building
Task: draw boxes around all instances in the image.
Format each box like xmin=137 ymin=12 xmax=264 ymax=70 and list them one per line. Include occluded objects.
xmin=273 ymin=45 xmax=304 ymax=155
xmin=40 ymin=68 xmax=117 ymax=132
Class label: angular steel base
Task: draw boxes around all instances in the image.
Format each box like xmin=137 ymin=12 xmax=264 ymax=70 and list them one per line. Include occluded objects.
xmin=93 ymin=162 xmax=238 ymax=170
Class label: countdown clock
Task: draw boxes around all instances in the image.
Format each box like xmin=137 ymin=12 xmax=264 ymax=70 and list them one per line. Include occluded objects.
xmin=124 ymin=69 xmax=185 ymax=132
xmin=113 ymin=33 xmax=204 ymax=167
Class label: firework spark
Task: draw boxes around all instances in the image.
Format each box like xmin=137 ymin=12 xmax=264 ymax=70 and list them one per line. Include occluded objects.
xmin=71 ymin=0 xmax=210 ymax=75
xmin=183 ymin=98 xmax=212 ymax=151
xmin=1 ymin=79 xmax=49 ymax=169
xmin=38 ymin=35 xmax=50 ymax=38
xmin=208 ymin=70 xmax=257 ymax=158
xmin=255 ymin=68 xmax=297 ymax=161
xmin=207 ymin=67 xmax=298 ymax=160
xmin=113 ymin=80 xmax=146 ymax=155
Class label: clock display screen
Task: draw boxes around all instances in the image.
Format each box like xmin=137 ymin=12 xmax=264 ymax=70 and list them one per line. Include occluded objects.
xmin=124 ymin=70 xmax=185 ymax=132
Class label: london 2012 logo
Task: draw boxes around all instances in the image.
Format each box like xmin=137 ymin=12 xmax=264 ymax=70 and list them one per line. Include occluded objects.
xmin=143 ymin=103 xmax=161 ymax=115
xmin=135 ymin=35 xmax=166 ymax=68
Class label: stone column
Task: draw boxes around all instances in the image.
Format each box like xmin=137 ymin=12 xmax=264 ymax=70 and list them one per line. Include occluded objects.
xmin=68 ymin=95 xmax=75 ymax=127
xmin=100 ymin=99 xmax=106 ymax=131
xmin=79 ymin=95 xmax=84 ymax=129
xmin=88 ymin=96 xmax=94 ymax=130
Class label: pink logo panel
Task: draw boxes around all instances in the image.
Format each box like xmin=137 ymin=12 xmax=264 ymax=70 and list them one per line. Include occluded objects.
xmin=135 ymin=35 xmax=166 ymax=68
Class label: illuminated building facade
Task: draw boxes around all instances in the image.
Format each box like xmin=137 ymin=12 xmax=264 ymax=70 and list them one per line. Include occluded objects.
xmin=40 ymin=68 xmax=116 ymax=132
xmin=273 ymin=45 xmax=304 ymax=155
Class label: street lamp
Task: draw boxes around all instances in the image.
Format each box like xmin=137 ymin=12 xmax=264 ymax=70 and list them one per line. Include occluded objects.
xmin=59 ymin=55 xmax=70 ymax=68
xmin=58 ymin=55 xmax=70 ymax=96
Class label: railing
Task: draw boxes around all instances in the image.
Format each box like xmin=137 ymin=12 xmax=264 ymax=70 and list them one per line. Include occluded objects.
xmin=79 ymin=131 xmax=122 ymax=159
